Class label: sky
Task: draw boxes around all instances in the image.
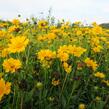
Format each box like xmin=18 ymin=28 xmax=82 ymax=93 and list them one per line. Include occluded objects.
xmin=0 ymin=0 xmax=109 ymax=23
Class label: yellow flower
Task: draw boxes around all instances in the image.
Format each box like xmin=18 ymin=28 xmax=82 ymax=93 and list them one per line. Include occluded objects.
xmin=92 ymin=24 xmax=103 ymax=35
xmin=100 ymin=37 xmax=107 ymax=42
xmin=79 ymin=103 xmax=86 ymax=109
xmin=37 ymin=35 xmax=47 ymax=41
xmin=47 ymin=33 xmax=56 ymax=40
xmin=37 ymin=49 xmax=56 ymax=68
xmin=90 ymin=37 xmax=100 ymax=46
xmin=58 ymin=45 xmax=69 ymax=53
xmin=76 ymin=30 xmax=82 ymax=36
xmin=8 ymin=36 xmax=29 ymax=53
xmin=69 ymin=45 xmax=86 ymax=57
xmin=38 ymin=20 xmax=48 ymax=29
xmin=12 ymin=19 xmax=20 ymax=25
xmin=102 ymin=80 xmax=109 ymax=86
xmin=84 ymin=58 xmax=98 ymax=70
xmin=52 ymin=78 xmax=60 ymax=86
xmin=92 ymin=45 xmax=102 ymax=53
xmin=57 ymin=51 xmax=69 ymax=62
xmin=0 ymin=78 xmax=11 ymax=101
xmin=0 ymin=78 xmax=5 ymax=100
xmin=49 ymin=25 xmax=56 ymax=30
xmin=0 ymin=30 xmax=6 ymax=39
xmin=4 ymin=82 xmax=11 ymax=95
xmin=94 ymin=72 xmax=105 ymax=79
xmin=92 ymin=22 xmax=97 ymax=26
xmin=37 ymin=49 xmax=56 ymax=61
xmin=57 ymin=45 xmax=70 ymax=62
xmin=37 ymin=33 xmax=56 ymax=41
xmin=3 ymin=58 xmax=22 ymax=73
xmin=57 ymin=45 xmax=86 ymax=62
xmin=1 ymin=48 xmax=9 ymax=57
xmin=74 ymin=21 xmax=81 ymax=26
xmin=0 ymin=22 xmax=8 ymax=28
xmin=63 ymin=62 xmax=72 ymax=74
xmin=8 ymin=25 xmax=20 ymax=33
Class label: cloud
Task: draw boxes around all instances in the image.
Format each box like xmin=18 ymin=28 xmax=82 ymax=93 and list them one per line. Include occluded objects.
xmin=0 ymin=0 xmax=109 ymax=23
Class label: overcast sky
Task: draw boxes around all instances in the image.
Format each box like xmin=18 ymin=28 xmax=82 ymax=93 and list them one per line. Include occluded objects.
xmin=0 ymin=0 xmax=109 ymax=23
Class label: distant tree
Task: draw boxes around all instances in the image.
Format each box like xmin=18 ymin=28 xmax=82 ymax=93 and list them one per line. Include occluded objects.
xmin=100 ymin=23 xmax=109 ymax=29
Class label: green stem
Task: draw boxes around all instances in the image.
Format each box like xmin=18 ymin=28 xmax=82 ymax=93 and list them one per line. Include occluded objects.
xmin=60 ymin=74 xmax=68 ymax=97
xmin=66 ymin=81 xmax=76 ymax=108
xmin=20 ymin=93 xmax=23 ymax=109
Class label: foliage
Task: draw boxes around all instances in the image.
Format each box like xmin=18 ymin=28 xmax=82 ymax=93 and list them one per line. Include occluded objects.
xmin=0 ymin=18 xmax=109 ymax=109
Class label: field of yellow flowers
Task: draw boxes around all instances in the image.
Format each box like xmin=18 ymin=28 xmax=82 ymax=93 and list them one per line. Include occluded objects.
xmin=0 ymin=18 xmax=109 ymax=109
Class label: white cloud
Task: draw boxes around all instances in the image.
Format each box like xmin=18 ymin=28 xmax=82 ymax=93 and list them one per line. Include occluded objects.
xmin=0 ymin=0 xmax=109 ymax=23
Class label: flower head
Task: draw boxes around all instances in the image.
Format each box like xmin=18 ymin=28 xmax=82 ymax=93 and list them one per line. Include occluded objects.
xmin=3 ymin=58 xmax=22 ymax=73
xmin=84 ymin=58 xmax=98 ymax=70
xmin=52 ymin=78 xmax=60 ymax=86
xmin=37 ymin=49 xmax=56 ymax=61
xmin=8 ymin=36 xmax=29 ymax=53
xmin=94 ymin=72 xmax=105 ymax=79
xmin=0 ymin=78 xmax=11 ymax=101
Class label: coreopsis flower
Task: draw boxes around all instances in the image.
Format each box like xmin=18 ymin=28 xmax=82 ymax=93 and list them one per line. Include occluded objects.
xmin=100 ymin=37 xmax=107 ymax=42
xmin=1 ymin=48 xmax=9 ymax=58
xmin=38 ymin=20 xmax=48 ymax=29
xmin=57 ymin=45 xmax=70 ymax=62
xmin=92 ymin=25 xmax=103 ymax=35
xmin=8 ymin=25 xmax=20 ymax=33
xmin=0 ymin=43 xmax=3 ymax=50
xmin=57 ymin=45 xmax=86 ymax=60
xmin=37 ymin=35 xmax=47 ymax=41
xmin=57 ymin=51 xmax=69 ymax=62
xmin=69 ymin=45 xmax=86 ymax=57
xmin=49 ymin=25 xmax=56 ymax=30
xmin=92 ymin=45 xmax=102 ymax=53
xmin=4 ymin=82 xmax=11 ymax=95
xmin=2 ymin=58 xmax=22 ymax=73
xmin=37 ymin=49 xmax=56 ymax=61
xmin=12 ymin=19 xmax=20 ymax=25
xmin=75 ymin=30 xmax=82 ymax=36
xmin=84 ymin=58 xmax=98 ymax=70
xmin=46 ymin=33 xmax=56 ymax=40
xmin=0 ymin=22 xmax=8 ymax=28
xmin=51 ymin=28 xmax=62 ymax=35
xmin=0 ymin=78 xmax=11 ymax=101
xmin=8 ymin=36 xmax=29 ymax=53
xmin=102 ymin=80 xmax=109 ymax=86
xmin=63 ymin=62 xmax=72 ymax=74
xmin=57 ymin=45 xmax=69 ymax=53
xmin=94 ymin=72 xmax=105 ymax=79
xmin=52 ymin=78 xmax=60 ymax=86
xmin=90 ymin=37 xmax=100 ymax=47
xmin=92 ymin=22 xmax=97 ymax=26
xmin=0 ymin=78 xmax=5 ymax=100
xmin=37 ymin=49 xmax=56 ymax=68
xmin=37 ymin=33 xmax=56 ymax=41
xmin=0 ymin=30 xmax=6 ymax=39
xmin=61 ymin=24 xmax=70 ymax=30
